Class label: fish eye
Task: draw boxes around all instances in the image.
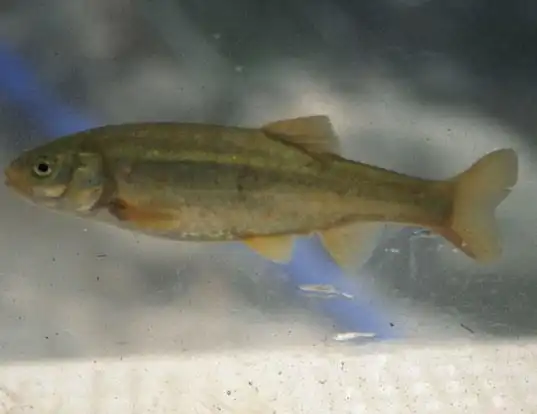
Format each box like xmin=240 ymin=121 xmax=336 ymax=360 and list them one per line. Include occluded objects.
xmin=32 ymin=160 xmax=53 ymax=177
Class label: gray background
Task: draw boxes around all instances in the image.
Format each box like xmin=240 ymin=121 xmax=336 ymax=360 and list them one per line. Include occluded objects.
xmin=0 ymin=0 xmax=535 ymax=361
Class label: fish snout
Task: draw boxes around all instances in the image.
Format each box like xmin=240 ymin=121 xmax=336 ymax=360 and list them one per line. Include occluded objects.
xmin=4 ymin=163 xmax=31 ymax=196
xmin=4 ymin=164 xmax=19 ymax=187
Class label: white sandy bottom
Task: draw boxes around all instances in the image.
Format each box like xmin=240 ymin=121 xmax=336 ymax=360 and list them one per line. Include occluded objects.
xmin=0 ymin=339 xmax=535 ymax=413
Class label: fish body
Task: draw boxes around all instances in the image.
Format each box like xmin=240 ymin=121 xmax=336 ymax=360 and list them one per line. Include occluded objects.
xmin=4 ymin=115 xmax=518 ymax=267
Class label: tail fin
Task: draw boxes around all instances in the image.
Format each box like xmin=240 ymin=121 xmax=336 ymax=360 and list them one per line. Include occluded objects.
xmin=445 ymin=148 xmax=518 ymax=263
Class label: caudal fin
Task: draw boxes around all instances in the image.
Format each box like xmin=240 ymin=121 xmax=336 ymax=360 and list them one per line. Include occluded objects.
xmin=446 ymin=148 xmax=518 ymax=262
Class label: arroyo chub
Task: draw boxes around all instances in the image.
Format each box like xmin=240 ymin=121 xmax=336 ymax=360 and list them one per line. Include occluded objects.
xmin=4 ymin=115 xmax=518 ymax=267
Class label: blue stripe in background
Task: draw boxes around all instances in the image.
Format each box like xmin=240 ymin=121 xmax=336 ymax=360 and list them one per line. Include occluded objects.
xmin=285 ymin=238 xmax=395 ymax=340
xmin=0 ymin=43 xmax=96 ymax=136
xmin=0 ymin=40 xmax=396 ymax=342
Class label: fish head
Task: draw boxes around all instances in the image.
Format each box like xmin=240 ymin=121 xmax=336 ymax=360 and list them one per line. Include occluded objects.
xmin=5 ymin=146 xmax=75 ymax=202
xmin=4 ymin=139 xmax=105 ymax=213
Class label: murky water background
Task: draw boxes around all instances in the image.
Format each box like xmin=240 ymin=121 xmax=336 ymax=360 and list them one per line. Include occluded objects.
xmin=0 ymin=0 xmax=535 ymax=361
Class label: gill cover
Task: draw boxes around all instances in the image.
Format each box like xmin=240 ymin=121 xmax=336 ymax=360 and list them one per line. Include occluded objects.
xmin=56 ymin=152 xmax=105 ymax=213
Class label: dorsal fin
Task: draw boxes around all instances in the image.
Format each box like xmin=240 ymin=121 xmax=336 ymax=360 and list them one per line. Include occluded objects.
xmin=261 ymin=115 xmax=341 ymax=155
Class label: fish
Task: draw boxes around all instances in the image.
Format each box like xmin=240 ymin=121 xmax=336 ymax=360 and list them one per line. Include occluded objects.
xmin=333 ymin=331 xmax=376 ymax=341
xmin=4 ymin=115 xmax=518 ymax=267
xmin=298 ymin=284 xmax=354 ymax=299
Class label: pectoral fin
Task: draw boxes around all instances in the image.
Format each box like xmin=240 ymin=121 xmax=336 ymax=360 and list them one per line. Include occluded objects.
xmin=108 ymin=198 xmax=180 ymax=231
xmin=261 ymin=115 xmax=341 ymax=155
xmin=319 ymin=222 xmax=385 ymax=269
xmin=243 ymin=235 xmax=295 ymax=263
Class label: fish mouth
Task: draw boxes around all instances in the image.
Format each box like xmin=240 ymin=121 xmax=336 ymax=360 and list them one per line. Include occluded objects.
xmin=4 ymin=166 xmax=16 ymax=188
xmin=4 ymin=165 xmax=30 ymax=196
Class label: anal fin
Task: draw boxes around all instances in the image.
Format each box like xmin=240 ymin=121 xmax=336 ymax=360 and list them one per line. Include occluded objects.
xmin=243 ymin=235 xmax=295 ymax=263
xmin=319 ymin=222 xmax=385 ymax=270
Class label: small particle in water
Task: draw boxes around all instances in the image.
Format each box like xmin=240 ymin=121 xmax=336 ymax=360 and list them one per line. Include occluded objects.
xmin=96 ymin=254 xmax=107 ymax=258
xmin=385 ymin=247 xmax=400 ymax=253
xmin=333 ymin=332 xmax=376 ymax=341
xmin=410 ymin=229 xmax=436 ymax=239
